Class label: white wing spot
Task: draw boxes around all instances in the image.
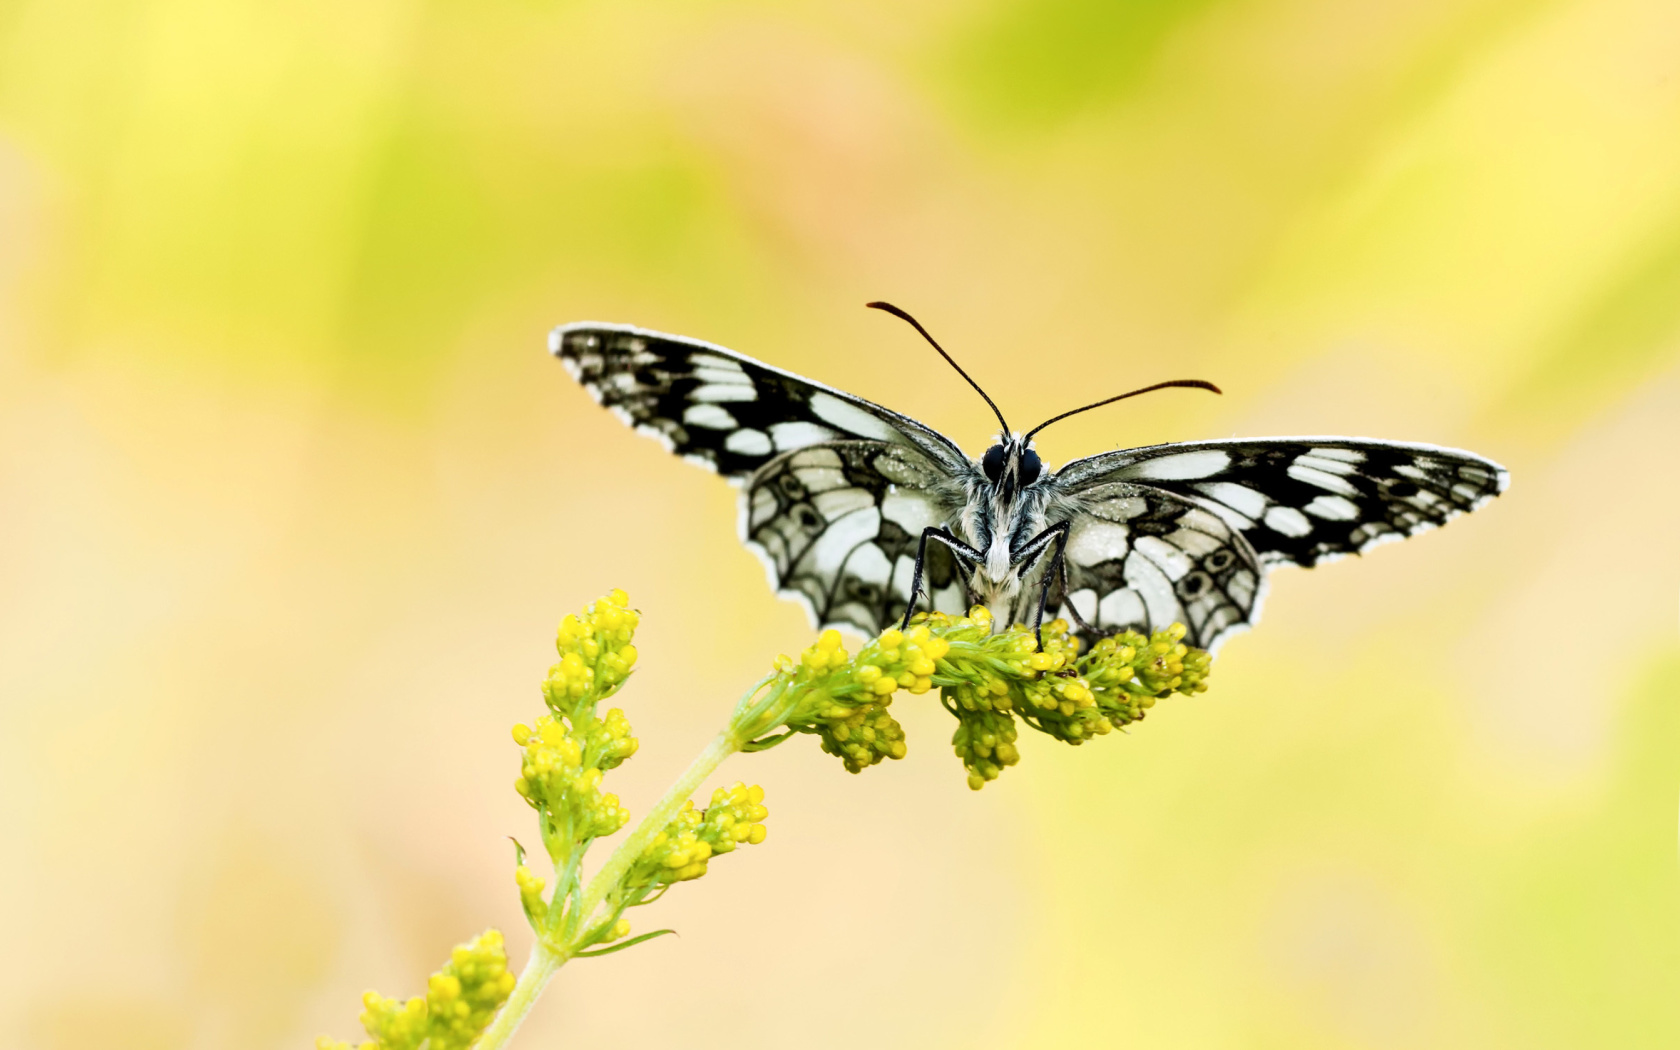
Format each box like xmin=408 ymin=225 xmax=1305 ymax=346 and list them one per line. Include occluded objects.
xmin=725 ymin=429 xmax=772 ymax=456
xmin=690 ymin=353 xmax=746 ymax=374
xmin=1122 ymin=553 xmax=1180 ymax=629
xmin=814 ymin=487 xmax=874 ymax=520
xmin=692 ymin=383 xmax=758 ymax=403
xmin=683 ymin=403 xmax=737 ymax=430
xmin=1098 ymin=588 xmax=1146 ymax=629
xmin=1066 ymin=588 xmax=1098 ymax=623
xmin=1287 ymin=462 xmax=1359 ymax=496
xmin=809 ymin=392 xmax=897 ymax=441
xmin=1167 ymin=524 xmax=1225 ymax=558
xmin=789 ymin=447 xmax=843 ymax=469
xmin=1308 ymin=447 xmax=1365 ymax=464
xmin=1088 ymin=495 xmax=1148 ymax=522
xmin=891 ymin=556 xmax=916 ymax=600
xmin=1304 ymin=494 xmax=1360 ymax=520
xmin=1264 ymin=505 xmax=1313 ymax=537
xmin=844 ymin=542 xmax=892 ymax=587
xmin=807 ymin=508 xmax=881 ymax=578
xmin=881 ymin=492 xmax=939 ymax=534
xmin=749 ymin=488 xmax=777 ymax=528
xmin=1295 ymin=453 xmax=1360 ymax=477
xmin=792 ymin=466 xmax=846 ymax=493
xmin=1119 ymin=449 xmax=1231 ymax=481
xmin=1193 ymin=481 xmax=1269 ymax=519
xmin=770 ymin=421 xmax=837 ymax=451
xmin=1134 ymin=535 xmax=1192 ymax=580
xmin=694 ymin=367 xmax=753 ymax=387
xmin=1067 ymin=521 xmax=1131 ymax=567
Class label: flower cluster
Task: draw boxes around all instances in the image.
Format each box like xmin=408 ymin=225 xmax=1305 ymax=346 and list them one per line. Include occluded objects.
xmin=940 ymin=614 xmax=1210 ymax=787
xmin=626 ymin=782 xmax=771 ymax=887
xmin=734 ymin=606 xmax=1213 ymax=789
xmin=513 ymin=591 xmax=642 ymax=887
xmin=512 ymin=712 xmax=634 ymax=860
xmin=316 ymin=930 xmax=515 ymax=1050
xmin=514 ymin=592 xmax=773 ymax=958
xmin=737 ymin=625 xmax=950 ymax=772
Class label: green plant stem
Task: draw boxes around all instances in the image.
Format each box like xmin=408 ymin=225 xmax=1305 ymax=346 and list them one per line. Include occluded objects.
xmin=576 ymin=727 xmax=741 ymax=920
xmin=475 ymin=940 xmax=564 ymax=1050
xmin=474 ymin=726 xmax=744 ymax=1049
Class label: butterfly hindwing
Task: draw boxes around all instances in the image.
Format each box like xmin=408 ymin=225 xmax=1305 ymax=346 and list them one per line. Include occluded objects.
xmin=743 ymin=442 xmax=969 ymax=636
xmin=551 ymin=322 xmax=968 ymax=481
xmin=1046 ymin=485 xmax=1265 ymax=652
xmin=1054 ymin=438 xmax=1507 ymax=569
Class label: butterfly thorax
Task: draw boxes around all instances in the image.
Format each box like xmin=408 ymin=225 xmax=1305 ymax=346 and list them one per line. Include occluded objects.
xmin=958 ymin=435 xmax=1052 ymax=626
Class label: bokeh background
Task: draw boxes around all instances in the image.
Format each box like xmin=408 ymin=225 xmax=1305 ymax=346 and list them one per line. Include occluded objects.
xmin=3 ymin=0 xmax=1679 ymax=1047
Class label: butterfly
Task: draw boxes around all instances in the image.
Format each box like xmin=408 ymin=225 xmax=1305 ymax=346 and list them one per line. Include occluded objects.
xmin=550 ymin=303 xmax=1508 ymax=654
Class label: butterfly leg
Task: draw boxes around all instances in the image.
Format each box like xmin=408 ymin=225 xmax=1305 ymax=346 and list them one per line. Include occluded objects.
xmin=899 ymin=527 xmax=985 ymax=631
xmin=1009 ymin=520 xmax=1072 ymax=651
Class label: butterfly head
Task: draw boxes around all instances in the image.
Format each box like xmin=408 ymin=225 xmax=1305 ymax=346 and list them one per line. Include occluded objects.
xmin=981 ymin=435 xmax=1043 ymax=493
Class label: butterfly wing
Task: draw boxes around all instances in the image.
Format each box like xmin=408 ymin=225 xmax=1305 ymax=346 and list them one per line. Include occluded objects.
xmin=1055 ymin=437 xmax=1508 ymax=568
xmin=1043 ymin=486 xmax=1266 ymax=653
xmin=1046 ymin=437 xmax=1507 ymax=652
xmin=743 ymin=442 xmax=972 ymax=636
xmin=553 ymin=322 xmax=976 ymax=636
xmin=551 ymin=322 xmax=970 ymax=479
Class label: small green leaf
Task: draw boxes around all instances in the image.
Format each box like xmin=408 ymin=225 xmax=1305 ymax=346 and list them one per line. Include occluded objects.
xmin=574 ymin=929 xmax=677 ymax=958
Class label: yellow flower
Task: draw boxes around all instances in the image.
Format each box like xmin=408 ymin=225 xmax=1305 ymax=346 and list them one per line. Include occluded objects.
xmin=736 ymin=606 xmax=1213 ymax=787
xmin=327 ymin=931 xmax=514 ymax=1050
xmin=627 ymin=782 xmax=771 ymax=888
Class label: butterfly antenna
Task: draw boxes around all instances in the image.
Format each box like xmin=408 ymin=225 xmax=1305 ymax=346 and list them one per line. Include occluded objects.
xmin=867 ymin=301 xmax=1010 ymax=434
xmin=1024 ymin=379 xmax=1222 ymax=443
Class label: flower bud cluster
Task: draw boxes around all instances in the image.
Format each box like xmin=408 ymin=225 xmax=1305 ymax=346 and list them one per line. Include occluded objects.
xmin=628 ymin=782 xmax=770 ymax=886
xmin=741 ymin=605 xmax=1214 ymax=788
xmin=745 ymin=625 xmax=953 ymax=772
xmin=1081 ymin=623 xmax=1212 ymax=726
xmin=317 ymin=930 xmax=514 ymax=1050
xmin=950 ymin=707 xmax=1020 ymax=790
xmin=512 ymin=590 xmax=646 ymax=936
xmin=543 ymin=589 xmax=641 ymax=715
xmin=512 ymin=713 xmax=634 ymax=848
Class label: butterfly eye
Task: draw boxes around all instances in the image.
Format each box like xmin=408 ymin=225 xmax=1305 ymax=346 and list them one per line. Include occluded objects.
xmin=1019 ymin=448 xmax=1042 ymax=485
xmin=981 ymin=445 xmax=1006 ymax=482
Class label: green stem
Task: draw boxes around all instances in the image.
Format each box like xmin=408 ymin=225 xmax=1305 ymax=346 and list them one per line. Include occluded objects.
xmin=474 ymin=940 xmax=565 ymax=1050
xmin=473 ymin=727 xmax=744 ymax=1049
xmin=575 ymin=727 xmax=741 ymax=920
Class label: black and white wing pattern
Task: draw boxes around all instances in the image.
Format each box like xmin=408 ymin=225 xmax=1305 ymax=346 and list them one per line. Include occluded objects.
xmin=551 ymin=322 xmax=967 ymax=480
xmin=552 ymin=322 xmax=972 ymax=636
xmin=1047 ymin=438 xmax=1508 ymax=651
xmin=742 ymin=442 xmax=972 ymax=634
xmin=1043 ymin=485 xmax=1266 ymax=653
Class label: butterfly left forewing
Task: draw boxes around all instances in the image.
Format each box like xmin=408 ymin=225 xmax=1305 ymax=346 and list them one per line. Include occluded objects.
xmin=552 ymin=322 xmax=968 ymax=481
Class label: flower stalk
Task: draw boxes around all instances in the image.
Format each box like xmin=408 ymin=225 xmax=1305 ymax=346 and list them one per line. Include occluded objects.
xmin=318 ymin=590 xmax=1213 ymax=1050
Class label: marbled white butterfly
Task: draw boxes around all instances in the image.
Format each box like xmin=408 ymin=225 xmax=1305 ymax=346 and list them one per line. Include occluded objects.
xmin=551 ymin=304 xmax=1507 ymax=653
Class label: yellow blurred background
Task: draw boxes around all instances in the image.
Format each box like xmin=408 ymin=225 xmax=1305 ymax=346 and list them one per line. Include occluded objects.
xmin=3 ymin=0 xmax=1678 ymax=1047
